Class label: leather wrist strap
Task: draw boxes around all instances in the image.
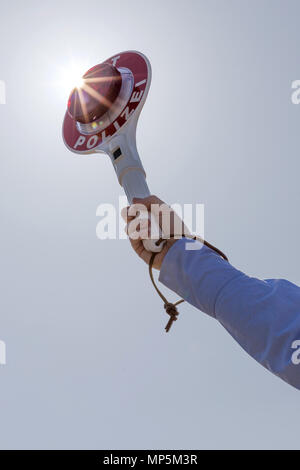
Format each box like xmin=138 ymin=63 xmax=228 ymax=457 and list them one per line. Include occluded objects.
xmin=148 ymin=235 xmax=228 ymax=333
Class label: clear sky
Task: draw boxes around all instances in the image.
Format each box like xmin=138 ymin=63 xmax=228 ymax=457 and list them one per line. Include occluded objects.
xmin=0 ymin=0 xmax=300 ymax=450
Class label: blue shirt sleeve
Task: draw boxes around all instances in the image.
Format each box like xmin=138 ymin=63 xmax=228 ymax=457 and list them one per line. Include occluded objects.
xmin=159 ymin=238 xmax=300 ymax=390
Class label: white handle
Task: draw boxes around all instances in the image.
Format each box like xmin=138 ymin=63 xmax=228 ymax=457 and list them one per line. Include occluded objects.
xmin=121 ymin=170 xmax=165 ymax=253
xmin=120 ymin=167 xmax=150 ymax=203
xmin=143 ymin=238 xmax=164 ymax=253
xmin=106 ymin=131 xmax=165 ymax=253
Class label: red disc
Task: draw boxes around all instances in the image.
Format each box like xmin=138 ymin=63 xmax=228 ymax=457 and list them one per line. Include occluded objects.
xmin=63 ymin=51 xmax=150 ymax=153
xmin=67 ymin=63 xmax=122 ymax=123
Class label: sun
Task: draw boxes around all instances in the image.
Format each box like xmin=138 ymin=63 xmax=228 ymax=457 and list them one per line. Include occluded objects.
xmin=56 ymin=60 xmax=89 ymax=98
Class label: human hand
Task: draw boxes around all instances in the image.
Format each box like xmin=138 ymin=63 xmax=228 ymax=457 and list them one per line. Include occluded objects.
xmin=121 ymin=195 xmax=189 ymax=270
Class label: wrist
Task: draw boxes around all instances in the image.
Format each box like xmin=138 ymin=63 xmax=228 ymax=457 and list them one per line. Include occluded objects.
xmin=154 ymin=238 xmax=180 ymax=270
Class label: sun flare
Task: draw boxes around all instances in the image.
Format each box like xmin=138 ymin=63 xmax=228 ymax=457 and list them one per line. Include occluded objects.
xmin=57 ymin=60 xmax=89 ymax=98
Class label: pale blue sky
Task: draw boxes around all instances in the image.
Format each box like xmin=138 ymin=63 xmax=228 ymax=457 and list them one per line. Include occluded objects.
xmin=0 ymin=0 xmax=300 ymax=449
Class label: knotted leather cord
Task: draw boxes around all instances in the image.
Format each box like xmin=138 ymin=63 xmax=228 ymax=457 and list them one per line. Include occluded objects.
xmin=149 ymin=235 xmax=228 ymax=333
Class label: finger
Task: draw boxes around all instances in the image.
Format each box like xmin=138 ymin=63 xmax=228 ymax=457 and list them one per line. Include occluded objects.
xmin=127 ymin=218 xmax=150 ymax=240
xmin=121 ymin=207 xmax=142 ymax=231
xmin=121 ymin=206 xmax=137 ymax=223
xmin=132 ymin=195 xmax=164 ymax=210
xmin=125 ymin=220 xmax=142 ymax=236
xmin=121 ymin=206 xmax=129 ymax=221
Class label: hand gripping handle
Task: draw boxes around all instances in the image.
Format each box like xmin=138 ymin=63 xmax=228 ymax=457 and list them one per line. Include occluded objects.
xmin=121 ymin=169 xmax=165 ymax=253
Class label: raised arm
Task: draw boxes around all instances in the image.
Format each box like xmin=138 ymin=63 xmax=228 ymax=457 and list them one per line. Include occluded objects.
xmin=122 ymin=196 xmax=300 ymax=390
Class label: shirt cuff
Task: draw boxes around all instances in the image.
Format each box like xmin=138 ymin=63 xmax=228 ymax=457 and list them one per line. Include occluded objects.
xmin=158 ymin=238 xmax=241 ymax=318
